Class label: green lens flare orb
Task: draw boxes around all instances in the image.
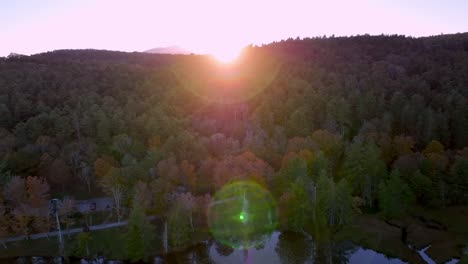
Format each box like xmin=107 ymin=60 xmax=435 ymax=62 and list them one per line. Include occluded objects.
xmin=239 ymin=212 xmax=245 ymax=221
xmin=208 ymin=181 xmax=278 ymax=249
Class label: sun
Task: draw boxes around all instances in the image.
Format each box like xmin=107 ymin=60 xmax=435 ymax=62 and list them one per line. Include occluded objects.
xmin=211 ymin=46 xmax=242 ymax=64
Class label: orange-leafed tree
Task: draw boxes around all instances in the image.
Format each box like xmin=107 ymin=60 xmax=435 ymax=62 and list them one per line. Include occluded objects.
xmin=25 ymin=176 xmax=50 ymax=208
xmin=3 ymin=176 xmax=25 ymax=206
xmin=212 ymin=151 xmax=273 ymax=188
xmin=393 ymin=135 xmax=415 ymax=156
xmin=157 ymin=156 xmax=181 ymax=185
xmin=49 ymin=159 xmax=73 ymax=191
xmin=25 ymin=176 xmax=51 ymax=234
xmin=94 ymin=155 xmax=118 ymax=178
xmin=147 ymin=134 xmax=161 ymax=150
xmin=10 ymin=204 xmax=32 ymax=237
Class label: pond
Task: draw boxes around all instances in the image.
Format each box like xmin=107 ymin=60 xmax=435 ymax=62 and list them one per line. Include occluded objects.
xmin=3 ymin=227 xmax=461 ymax=263
xmin=160 ymin=231 xmax=409 ymax=264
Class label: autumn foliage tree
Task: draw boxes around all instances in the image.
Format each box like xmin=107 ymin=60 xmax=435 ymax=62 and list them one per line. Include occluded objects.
xmin=212 ymin=152 xmax=273 ymax=188
xmin=3 ymin=176 xmax=51 ymax=236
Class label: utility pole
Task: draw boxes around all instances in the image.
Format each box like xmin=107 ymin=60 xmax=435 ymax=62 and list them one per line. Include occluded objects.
xmin=163 ymin=220 xmax=168 ymax=253
xmin=50 ymin=198 xmax=63 ymax=253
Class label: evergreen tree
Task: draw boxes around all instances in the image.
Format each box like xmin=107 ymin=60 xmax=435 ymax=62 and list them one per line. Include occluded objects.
xmin=307 ymin=150 xmax=330 ymax=180
xmin=278 ymin=180 xmax=312 ymax=232
xmin=125 ymin=204 xmax=155 ymax=262
xmin=378 ymin=170 xmax=414 ymax=218
xmin=270 ymin=154 xmax=308 ymax=197
xmin=317 ymin=172 xmax=353 ymax=227
xmin=448 ymin=157 xmax=468 ymax=204
xmin=408 ymin=170 xmax=433 ymax=206
xmin=168 ymin=202 xmax=192 ymax=248
xmin=341 ymin=140 xmax=386 ymax=207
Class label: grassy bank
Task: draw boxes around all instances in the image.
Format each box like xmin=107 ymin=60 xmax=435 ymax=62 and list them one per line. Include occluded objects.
xmin=0 ymin=227 xmax=128 ymax=259
xmin=0 ymin=221 xmax=211 ymax=261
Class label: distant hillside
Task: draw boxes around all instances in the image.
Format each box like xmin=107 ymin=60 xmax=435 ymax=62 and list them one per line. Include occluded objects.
xmin=144 ymin=45 xmax=192 ymax=54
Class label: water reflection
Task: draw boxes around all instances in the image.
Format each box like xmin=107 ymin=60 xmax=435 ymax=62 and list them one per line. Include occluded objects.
xmin=162 ymin=241 xmax=214 ymax=264
xmin=275 ymin=232 xmax=314 ymax=264
xmin=214 ymin=241 xmax=234 ymax=257
xmin=348 ymin=248 xmax=406 ymax=264
xmin=159 ymin=231 xmax=408 ymax=264
xmin=8 ymin=231 xmax=411 ymax=263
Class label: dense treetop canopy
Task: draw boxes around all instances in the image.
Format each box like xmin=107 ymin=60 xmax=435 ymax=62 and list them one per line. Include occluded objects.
xmin=0 ymin=33 xmax=467 ymax=242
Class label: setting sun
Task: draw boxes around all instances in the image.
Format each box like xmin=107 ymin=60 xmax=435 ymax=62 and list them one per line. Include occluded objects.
xmin=211 ymin=46 xmax=242 ymax=64
xmin=2 ymin=0 xmax=468 ymax=262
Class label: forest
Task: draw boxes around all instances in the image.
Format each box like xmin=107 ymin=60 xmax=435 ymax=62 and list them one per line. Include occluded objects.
xmin=0 ymin=33 xmax=468 ymax=262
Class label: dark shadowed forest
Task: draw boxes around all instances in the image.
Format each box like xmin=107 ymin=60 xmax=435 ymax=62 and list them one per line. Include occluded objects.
xmin=1 ymin=34 xmax=468 ymax=263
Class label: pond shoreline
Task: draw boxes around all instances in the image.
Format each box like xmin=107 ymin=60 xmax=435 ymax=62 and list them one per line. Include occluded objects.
xmin=335 ymin=209 xmax=467 ymax=264
xmin=1 ymin=208 xmax=467 ymax=263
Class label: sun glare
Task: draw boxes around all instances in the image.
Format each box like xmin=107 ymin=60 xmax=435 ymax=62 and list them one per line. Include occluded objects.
xmin=211 ymin=47 xmax=242 ymax=64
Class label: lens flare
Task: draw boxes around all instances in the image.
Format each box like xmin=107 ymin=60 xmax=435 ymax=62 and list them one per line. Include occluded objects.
xmin=208 ymin=181 xmax=278 ymax=249
xmin=239 ymin=213 xmax=245 ymax=221
xmin=212 ymin=48 xmax=241 ymax=64
xmin=171 ymin=52 xmax=281 ymax=105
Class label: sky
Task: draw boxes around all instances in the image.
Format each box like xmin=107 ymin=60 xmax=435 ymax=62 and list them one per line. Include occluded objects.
xmin=1 ymin=0 xmax=468 ymax=57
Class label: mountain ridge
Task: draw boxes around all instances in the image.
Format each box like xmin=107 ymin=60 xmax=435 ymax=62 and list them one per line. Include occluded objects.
xmin=144 ymin=45 xmax=192 ymax=54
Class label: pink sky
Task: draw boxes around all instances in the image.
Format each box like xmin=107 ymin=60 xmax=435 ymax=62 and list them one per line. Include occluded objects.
xmin=2 ymin=0 xmax=467 ymax=56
